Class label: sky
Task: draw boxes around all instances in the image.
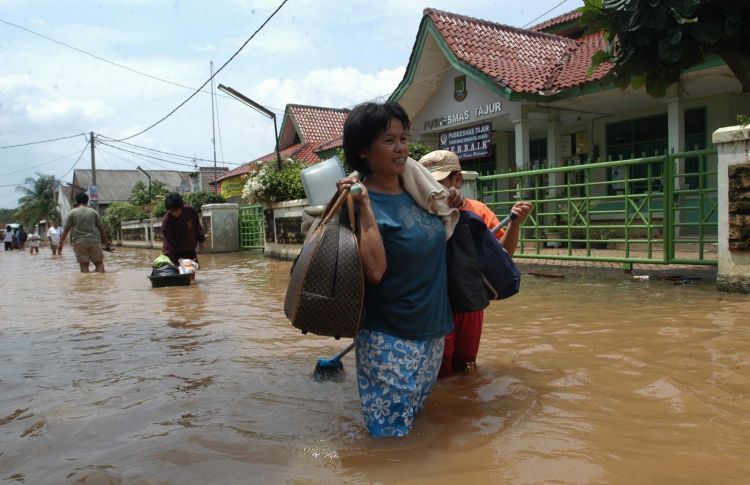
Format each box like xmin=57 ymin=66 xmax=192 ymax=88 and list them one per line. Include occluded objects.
xmin=0 ymin=0 xmax=579 ymax=208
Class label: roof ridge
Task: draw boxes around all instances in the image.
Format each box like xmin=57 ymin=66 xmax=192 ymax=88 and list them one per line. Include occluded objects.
xmin=529 ymin=9 xmax=582 ymax=32
xmin=287 ymin=104 xmax=350 ymax=113
xmin=424 ymin=7 xmax=577 ymax=45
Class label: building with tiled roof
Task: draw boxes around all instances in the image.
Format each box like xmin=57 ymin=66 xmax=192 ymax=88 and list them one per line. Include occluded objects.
xmin=529 ymin=10 xmax=583 ymax=35
xmin=215 ymin=104 xmax=349 ymax=200
xmin=391 ymin=7 xmax=748 ymax=177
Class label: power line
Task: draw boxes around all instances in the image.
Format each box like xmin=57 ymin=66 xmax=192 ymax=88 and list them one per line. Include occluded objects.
xmin=0 ymin=133 xmax=86 ymax=149
xmin=113 ymin=0 xmax=289 ymax=142
xmin=97 ymin=140 xmax=203 ymax=168
xmin=58 ymin=140 xmax=91 ymax=180
xmin=96 ymin=144 xmax=174 ymax=172
xmin=0 ymin=17 xmax=232 ymax=100
xmin=96 ymin=135 xmax=239 ymax=166
xmin=0 ymin=149 xmax=86 ymax=177
xmin=523 ymin=0 xmax=570 ymax=28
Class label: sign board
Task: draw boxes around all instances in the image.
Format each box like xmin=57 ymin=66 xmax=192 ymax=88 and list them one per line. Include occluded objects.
xmin=438 ymin=122 xmax=492 ymax=160
xmin=88 ymin=185 xmax=98 ymax=201
xmin=220 ymin=176 xmax=246 ymax=199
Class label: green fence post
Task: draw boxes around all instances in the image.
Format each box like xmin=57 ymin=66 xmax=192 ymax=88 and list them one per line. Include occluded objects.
xmin=663 ymin=151 xmax=674 ymax=263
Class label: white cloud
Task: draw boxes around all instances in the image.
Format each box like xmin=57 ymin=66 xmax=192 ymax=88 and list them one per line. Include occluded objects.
xmin=255 ymin=66 xmax=406 ymax=109
xmin=192 ymin=43 xmax=217 ymax=53
xmin=23 ymin=97 xmax=113 ymax=123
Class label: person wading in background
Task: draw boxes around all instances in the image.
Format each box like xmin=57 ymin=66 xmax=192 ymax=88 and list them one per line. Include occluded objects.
xmin=161 ymin=192 xmax=206 ymax=266
xmin=47 ymin=220 xmax=63 ymax=255
xmin=420 ymin=149 xmax=532 ymax=376
xmin=59 ymin=192 xmax=112 ymax=273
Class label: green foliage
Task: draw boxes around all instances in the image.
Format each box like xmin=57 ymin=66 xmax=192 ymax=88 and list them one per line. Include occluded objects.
xmin=739 ymin=114 xmax=750 ymax=127
xmin=335 ymin=141 xmax=437 ymax=174
xmin=14 ymin=173 xmax=60 ymax=227
xmin=151 ymin=199 xmax=167 ymax=218
xmin=242 ymin=159 xmax=306 ymax=205
xmin=102 ymin=201 xmax=146 ymax=234
xmin=130 ymin=180 xmax=169 ymax=206
xmin=578 ymin=0 xmax=750 ymax=97
xmin=183 ymin=191 xmax=226 ymax=210
xmin=0 ymin=208 xmax=18 ymax=223
xmin=407 ymin=141 xmax=436 ymax=161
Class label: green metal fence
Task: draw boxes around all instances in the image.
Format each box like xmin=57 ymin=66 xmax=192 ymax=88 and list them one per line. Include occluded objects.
xmin=478 ymin=148 xmax=718 ymax=267
xmin=239 ymin=205 xmax=265 ymax=250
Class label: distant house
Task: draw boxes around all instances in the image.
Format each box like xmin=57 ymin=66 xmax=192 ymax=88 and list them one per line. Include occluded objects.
xmin=56 ymin=184 xmax=73 ymax=225
xmin=215 ymin=104 xmax=349 ymax=202
xmin=190 ymin=165 xmax=229 ymax=193
xmin=70 ymin=169 xmax=191 ymax=213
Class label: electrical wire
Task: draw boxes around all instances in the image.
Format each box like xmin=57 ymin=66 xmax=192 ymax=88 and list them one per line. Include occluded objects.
xmin=58 ymin=139 xmax=91 ymax=180
xmin=113 ymin=0 xmax=289 ymax=142
xmin=523 ymin=0 xmax=570 ymax=28
xmin=0 ymin=133 xmax=86 ymax=149
xmin=97 ymin=140 xmax=204 ymax=168
xmin=96 ymin=144 xmax=174 ymax=171
xmin=0 ymin=149 xmax=87 ymax=177
xmin=0 ymin=17 xmax=232 ymax=100
xmin=96 ymin=135 xmax=218 ymax=164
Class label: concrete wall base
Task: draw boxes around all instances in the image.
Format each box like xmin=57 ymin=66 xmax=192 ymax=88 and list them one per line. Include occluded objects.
xmin=264 ymin=242 xmax=302 ymax=261
xmin=717 ymin=273 xmax=750 ymax=293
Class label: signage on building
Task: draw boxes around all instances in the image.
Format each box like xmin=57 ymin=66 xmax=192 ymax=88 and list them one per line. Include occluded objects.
xmin=88 ymin=185 xmax=98 ymax=201
xmin=423 ymin=101 xmax=503 ymax=131
xmin=439 ymin=122 xmax=492 ymax=160
xmin=220 ymin=176 xmax=246 ymax=198
xmin=454 ymin=75 xmax=467 ymax=102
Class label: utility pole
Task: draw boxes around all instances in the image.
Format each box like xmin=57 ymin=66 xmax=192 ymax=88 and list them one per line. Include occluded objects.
xmin=90 ymin=131 xmax=96 ymax=187
xmin=90 ymin=131 xmax=98 ymax=210
xmin=210 ymin=61 xmax=218 ymax=193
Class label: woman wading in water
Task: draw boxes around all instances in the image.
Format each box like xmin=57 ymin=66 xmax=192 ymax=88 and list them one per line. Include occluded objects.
xmin=339 ymin=101 xmax=459 ymax=437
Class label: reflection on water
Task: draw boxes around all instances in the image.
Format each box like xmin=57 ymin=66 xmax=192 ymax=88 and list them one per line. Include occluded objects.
xmin=0 ymin=248 xmax=748 ymax=483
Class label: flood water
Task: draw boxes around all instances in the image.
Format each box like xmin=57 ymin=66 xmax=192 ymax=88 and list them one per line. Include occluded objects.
xmin=1 ymin=247 xmax=748 ymax=484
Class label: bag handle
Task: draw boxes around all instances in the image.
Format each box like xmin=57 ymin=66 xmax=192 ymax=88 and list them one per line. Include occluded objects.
xmin=320 ymin=186 xmax=356 ymax=228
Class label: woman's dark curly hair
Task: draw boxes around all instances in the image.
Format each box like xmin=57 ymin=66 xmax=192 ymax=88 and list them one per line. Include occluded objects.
xmin=343 ymin=101 xmax=410 ymax=176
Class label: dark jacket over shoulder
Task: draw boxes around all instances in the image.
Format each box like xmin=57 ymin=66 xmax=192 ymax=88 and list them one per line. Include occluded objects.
xmin=161 ymin=206 xmax=206 ymax=256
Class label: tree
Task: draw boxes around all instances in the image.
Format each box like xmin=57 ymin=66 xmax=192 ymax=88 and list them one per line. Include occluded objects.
xmin=579 ymin=0 xmax=750 ymax=97
xmin=130 ymin=180 xmax=169 ymax=206
xmin=335 ymin=141 xmax=436 ymax=172
xmin=15 ymin=173 xmax=60 ymax=226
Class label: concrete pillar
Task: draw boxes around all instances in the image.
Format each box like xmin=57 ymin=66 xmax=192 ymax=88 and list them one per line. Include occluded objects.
xmin=667 ymin=98 xmax=685 ymax=154
xmin=201 ymin=203 xmax=239 ymax=253
xmin=512 ymin=118 xmax=530 ymax=170
xmin=547 ymin=115 xmax=562 ymax=193
xmin=712 ymin=125 xmax=750 ymax=293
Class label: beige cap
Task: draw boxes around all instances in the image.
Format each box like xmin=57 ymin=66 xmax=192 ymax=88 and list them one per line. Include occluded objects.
xmin=418 ymin=150 xmax=461 ymax=181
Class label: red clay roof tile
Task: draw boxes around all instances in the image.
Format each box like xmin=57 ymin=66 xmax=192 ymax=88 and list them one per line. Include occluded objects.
xmin=423 ymin=8 xmax=611 ymax=95
xmin=288 ymin=105 xmax=349 ymax=144
xmin=529 ymin=10 xmax=582 ymax=33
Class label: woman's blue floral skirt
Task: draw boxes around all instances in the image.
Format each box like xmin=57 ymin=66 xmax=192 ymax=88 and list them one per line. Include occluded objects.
xmin=355 ymin=329 xmax=444 ymax=437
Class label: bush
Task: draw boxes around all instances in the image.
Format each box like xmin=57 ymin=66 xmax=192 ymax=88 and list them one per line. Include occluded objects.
xmin=335 ymin=141 xmax=436 ymax=173
xmin=103 ymin=201 xmax=146 ymax=234
xmin=151 ymin=199 xmax=167 ymax=218
xmin=242 ymin=159 xmax=306 ymax=205
xmin=184 ymin=191 xmax=226 ymax=211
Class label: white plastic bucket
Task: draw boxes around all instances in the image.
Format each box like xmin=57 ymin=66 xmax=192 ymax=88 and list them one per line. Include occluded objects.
xmin=300 ymin=156 xmax=346 ymax=207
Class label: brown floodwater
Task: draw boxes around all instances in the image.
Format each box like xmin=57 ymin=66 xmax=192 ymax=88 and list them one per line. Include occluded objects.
xmin=0 ymin=247 xmax=748 ymax=484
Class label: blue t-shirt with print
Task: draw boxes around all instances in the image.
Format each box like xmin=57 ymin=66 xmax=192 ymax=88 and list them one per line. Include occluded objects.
xmin=362 ymin=191 xmax=453 ymax=340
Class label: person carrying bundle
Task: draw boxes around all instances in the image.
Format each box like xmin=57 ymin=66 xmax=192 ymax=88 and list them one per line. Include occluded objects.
xmin=420 ymin=150 xmax=532 ymax=376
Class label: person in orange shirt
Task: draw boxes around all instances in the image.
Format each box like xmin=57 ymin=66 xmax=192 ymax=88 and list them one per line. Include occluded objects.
xmin=420 ymin=150 xmax=532 ymax=376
